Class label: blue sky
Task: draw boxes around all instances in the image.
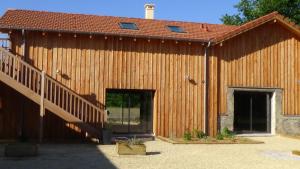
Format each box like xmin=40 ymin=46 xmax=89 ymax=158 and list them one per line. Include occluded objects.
xmin=0 ymin=0 xmax=239 ymax=24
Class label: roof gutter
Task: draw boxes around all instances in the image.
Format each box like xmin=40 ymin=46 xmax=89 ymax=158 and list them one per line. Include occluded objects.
xmin=0 ymin=26 xmax=209 ymax=44
xmin=203 ymin=41 xmax=211 ymax=134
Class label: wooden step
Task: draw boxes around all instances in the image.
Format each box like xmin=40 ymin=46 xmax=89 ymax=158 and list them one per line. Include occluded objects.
xmin=0 ymin=47 xmax=102 ymax=140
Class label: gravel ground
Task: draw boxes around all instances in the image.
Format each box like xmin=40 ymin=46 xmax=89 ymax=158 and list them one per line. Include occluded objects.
xmin=0 ymin=136 xmax=300 ymax=169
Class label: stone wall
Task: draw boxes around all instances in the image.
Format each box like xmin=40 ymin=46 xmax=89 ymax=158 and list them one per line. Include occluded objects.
xmin=219 ymin=88 xmax=300 ymax=136
xmin=276 ymin=116 xmax=300 ymax=135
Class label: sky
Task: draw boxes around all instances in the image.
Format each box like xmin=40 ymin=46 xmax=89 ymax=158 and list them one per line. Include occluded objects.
xmin=0 ymin=0 xmax=240 ymax=24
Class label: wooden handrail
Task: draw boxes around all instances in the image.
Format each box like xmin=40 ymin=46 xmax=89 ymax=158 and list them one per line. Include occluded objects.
xmin=0 ymin=47 xmax=42 ymax=94
xmin=0 ymin=47 xmax=42 ymax=75
xmin=0 ymin=47 xmax=103 ymax=127
xmin=45 ymin=75 xmax=102 ymax=111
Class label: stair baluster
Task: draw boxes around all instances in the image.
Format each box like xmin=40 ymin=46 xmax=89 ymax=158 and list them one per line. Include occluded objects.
xmin=0 ymin=47 xmax=104 ymax=140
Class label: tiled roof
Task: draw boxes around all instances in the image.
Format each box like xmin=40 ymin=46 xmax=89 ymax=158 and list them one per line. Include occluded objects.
xmin=212 ymin=11 xmax=300 ymax=44
xmin=0 ymin=9 xmax=236 ymax=42
xmin=0 ymin=10 xmax=298 ymax=44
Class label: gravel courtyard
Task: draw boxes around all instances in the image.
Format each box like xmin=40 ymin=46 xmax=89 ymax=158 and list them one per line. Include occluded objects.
xmin=1 ymin=136 xmax=300 ymax=169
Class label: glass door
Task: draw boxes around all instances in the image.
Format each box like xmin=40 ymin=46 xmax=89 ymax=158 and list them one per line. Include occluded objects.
xmin=234 ymin=91 xmax=271 ymax=134
xmin=106 ymin=90 xmax=153 ymax=134
xmin=105 ymin=92 xmax=129 ymax=133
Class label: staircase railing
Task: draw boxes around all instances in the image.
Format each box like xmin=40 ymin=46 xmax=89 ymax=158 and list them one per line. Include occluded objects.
xmin=44 ymin=74 xmax=104 ymax=128
xmin=0 ymin=47 xmax=104 ymax=133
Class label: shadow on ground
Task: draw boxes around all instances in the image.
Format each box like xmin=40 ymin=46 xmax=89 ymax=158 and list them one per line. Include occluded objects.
xmin=146 ymin=151 xmax=161 ymax=156
xmin=0 ymin=143 xmax=118 ymax=169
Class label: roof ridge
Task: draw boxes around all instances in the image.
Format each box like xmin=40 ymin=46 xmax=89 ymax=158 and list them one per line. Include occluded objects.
xmin=212 ymin=11 xmax=300 ymax=44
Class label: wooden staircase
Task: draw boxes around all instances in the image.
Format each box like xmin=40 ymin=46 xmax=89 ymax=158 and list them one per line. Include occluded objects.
xmin=0 ymin=47 xmax=104 ymax=141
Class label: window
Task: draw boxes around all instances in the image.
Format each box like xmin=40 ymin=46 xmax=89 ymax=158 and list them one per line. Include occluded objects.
xmin=106 ymin=89 xmax=154 ymax=134
xmin=167 ymin=26 xmax=185 ymax=33
xmin=119 ymin=22 xmax=138 ymax=30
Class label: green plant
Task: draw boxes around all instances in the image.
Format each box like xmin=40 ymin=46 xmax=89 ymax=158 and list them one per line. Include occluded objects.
xmin=183 ymin=130 xmax=192 ymax=141
xmin=193 ymin=129 xmax=207 ymax=139
xmin=221 ymin=0 xmax=300 ymax=25
xmin=221 ymin=127 xmax=235 ymax=138
xmin=216 ymin=133 xmax=224 ymax=140
xmin=128 ymin=136 xmax=145 ymax=145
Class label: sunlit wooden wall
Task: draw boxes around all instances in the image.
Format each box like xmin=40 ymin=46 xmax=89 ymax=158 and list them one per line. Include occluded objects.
xmin=11 ymin=31 xmax=206 ymax=137
xmin=214 ymin=23 xmax=300 ymax=117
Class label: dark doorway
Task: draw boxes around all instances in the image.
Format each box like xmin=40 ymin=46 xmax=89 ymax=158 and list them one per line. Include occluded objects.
xmin=105 ymin=89 xmax=154 ymax=134
xmin=234 ymin=91 xmax=271 ymax=134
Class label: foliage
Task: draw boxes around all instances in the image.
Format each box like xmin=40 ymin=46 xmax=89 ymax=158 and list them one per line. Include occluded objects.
xmin=221 ymin=0 xmax=300 ymax=25
xmin=215 ymin=127 xmax=235 ymax=140
xmin=106 ymin=92 xmax=142 ymax=107
xmin=128 ymin=136 xmax=145 ymax=145
xmin=183 ymin=130 xmax=192 ymax=141
xmin=221 ymin=127 xmax=235 ymax=138
xmin=216 ymin=133 xmax=224 ymax=140
xmin=117 ymin=136 xmax=145 ymax=145
xmin=193 ymin=129 xmax=207 ymax=139
xmin=106 ymin=93 xmax=123 ymax=107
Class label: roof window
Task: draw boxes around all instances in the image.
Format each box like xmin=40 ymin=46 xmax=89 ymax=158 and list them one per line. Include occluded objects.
xmin=167 ymin=26 xmax=185 ymax=33
xmin=119 ymin=22 xmax=138 ymax=30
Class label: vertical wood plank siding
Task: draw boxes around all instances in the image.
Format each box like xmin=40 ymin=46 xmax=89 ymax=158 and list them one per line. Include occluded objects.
xmin=0 ymin=81 xmax=84 ymax=140
xmin=11 ymin=31 xmax=205 ymax=138
xmin=7 ymin=22 xmax=299 ymax=138
xmin=215 ymin=23 xmax=300 ymax=117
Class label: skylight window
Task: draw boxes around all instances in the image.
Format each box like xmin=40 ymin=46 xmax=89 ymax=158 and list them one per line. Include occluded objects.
xmin=167 ymin=26 xmax=185 ymax=33
xmin=119 ymin=22 xmax=138 ymax=30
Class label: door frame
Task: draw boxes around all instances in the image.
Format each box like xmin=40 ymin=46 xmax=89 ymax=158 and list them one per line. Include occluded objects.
xmin=105 ymin=89 xmax=154 ymax=134
xmin=221 ymin=87 xmax=281 ymax=136
xmin=233 ymin=91 xmax=272 ymax=133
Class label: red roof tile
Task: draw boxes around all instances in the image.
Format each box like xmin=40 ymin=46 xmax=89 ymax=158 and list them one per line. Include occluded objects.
xmin=212 ymin=11 xmax=300 ymax=44
xmin=0 ymin=9 xmax=236 ymax=42
xmin=0 ymin=10 xmax=298 ymax=44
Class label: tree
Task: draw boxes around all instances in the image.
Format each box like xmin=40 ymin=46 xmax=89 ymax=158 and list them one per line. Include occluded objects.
xmin=221 ymin=0 xmax=300 ymax=25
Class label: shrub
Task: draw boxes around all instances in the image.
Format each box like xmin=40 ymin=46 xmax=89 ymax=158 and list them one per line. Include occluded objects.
xmin=216 ymin=133 xmax=224 ymax=140
xmin=128 ymin=136 xmax=145 ymax=145
xmin=221 ymin=127 xmax=235 ymax=138
xmin=184 ymin=130 xmax=192 ymax=141
xmin=193 ymin=129 xmax=207 ymax=139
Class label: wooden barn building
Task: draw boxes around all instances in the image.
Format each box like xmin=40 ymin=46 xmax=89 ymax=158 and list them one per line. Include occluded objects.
xmin=0 ymin=6 xmax=299 ymax=141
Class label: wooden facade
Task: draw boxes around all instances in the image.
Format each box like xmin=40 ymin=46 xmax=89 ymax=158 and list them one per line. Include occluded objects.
xmin=0 ymin=82 xmax=87 ymax=140
xmin=1 ymin=20 xmax=299 ymax=139
xmin=214 ymin=23 xmax=300 ymax=116
xmin=9 ymin=31 xmax=207 ymax=138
